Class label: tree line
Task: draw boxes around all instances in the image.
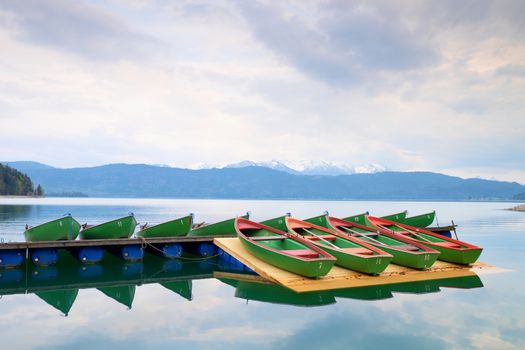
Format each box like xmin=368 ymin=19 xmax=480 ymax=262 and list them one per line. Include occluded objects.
xmin=0 ymin=163 xmax=43 ymax=196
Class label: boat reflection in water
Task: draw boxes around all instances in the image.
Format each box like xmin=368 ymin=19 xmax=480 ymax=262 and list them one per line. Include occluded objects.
xmin=216 ymin=272 xmax=484 ymax=307
xmin=0 ymin=249 xmax=483 ymax=314
xmin=0 ymin=249 xmax=252 ymax=315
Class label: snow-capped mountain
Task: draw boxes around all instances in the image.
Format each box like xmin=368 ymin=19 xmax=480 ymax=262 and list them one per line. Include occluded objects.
xmin=185 ymin=160 xmax=385 ymax=176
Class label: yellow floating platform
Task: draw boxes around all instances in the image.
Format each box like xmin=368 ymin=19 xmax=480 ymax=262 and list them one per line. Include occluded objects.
xmin=214 ymin=237 xmax=497 ymax=293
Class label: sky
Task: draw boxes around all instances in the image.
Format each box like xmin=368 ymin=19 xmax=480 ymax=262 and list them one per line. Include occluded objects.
xmin=0 ymin=0 xmax=524 ymax=183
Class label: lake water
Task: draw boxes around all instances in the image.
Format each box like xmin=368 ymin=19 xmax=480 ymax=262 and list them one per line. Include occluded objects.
xmin=0 ymin=198 xmax=524 ymax=349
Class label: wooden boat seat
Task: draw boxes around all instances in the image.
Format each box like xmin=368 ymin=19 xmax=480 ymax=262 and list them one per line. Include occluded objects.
xmin=394 ymin=244 xmax=420 ymax=251
xmin=251 ymin=236 xmax=285 ymax=241
xmin=283 ymin=249 xmax=319 ymax=258
xmin=432 ymin=241 xmax=461 ymax=248
xmin=304 ymin=235 xmax=336 ymax=241
xmin=340 ymin=248 xmax=374 ymax=255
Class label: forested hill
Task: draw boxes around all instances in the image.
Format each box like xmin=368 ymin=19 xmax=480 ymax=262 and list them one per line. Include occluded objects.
xmin=0 ymin=163 xmax=43 ymax=196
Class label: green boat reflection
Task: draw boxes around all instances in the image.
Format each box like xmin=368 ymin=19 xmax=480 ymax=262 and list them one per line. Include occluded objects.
xmin=98 ymin=285 xmax=136 ymax=309
xmin=0 ymin=248 xmax=484 ymax=314
xmin=217 ymin=272 xmax=484 ymax=306
xmin=218 ymin=278 xmax=337 ymax=307
xmin=35 ymin=289 xmax=78 ymax=316
xmin=0 ymin=248 xmax=252 ymax=314
xmin=160 ymin=280 xmax=193 ymax=301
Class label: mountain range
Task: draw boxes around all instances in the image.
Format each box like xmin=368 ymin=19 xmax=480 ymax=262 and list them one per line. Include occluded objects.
xmin=2 ymin=161 xmax=524 ymax=200
xmin=189 ymin=160 xmax=386 ymax=176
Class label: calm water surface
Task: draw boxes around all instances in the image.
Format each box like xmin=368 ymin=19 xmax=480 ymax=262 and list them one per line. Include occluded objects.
xmin=0 ymin=198 xmax=524 ymax=350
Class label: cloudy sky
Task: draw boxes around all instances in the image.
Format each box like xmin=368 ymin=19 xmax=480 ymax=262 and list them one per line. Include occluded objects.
xmin=0 ymin=0 xmax=524 ymax=182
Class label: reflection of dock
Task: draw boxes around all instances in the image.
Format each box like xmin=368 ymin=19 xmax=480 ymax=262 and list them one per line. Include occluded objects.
xmin=0 ymin=249 xmax=251 ymax=314
xmin=215 ymin=271 xmax=484 ymax=307
xmin=0 ymin=251 xmax=247 ymax=295
xmin=214 ymin=237 xmax=494 ymax=293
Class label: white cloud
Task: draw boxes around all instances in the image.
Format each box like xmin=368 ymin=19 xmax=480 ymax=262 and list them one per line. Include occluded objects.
xmin=0 ymin=0 xmax=524 ymax=182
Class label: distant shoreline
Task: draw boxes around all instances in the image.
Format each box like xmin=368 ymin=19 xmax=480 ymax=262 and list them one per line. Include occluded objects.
xmin=1 ymin=195 xmax=525 ymax=204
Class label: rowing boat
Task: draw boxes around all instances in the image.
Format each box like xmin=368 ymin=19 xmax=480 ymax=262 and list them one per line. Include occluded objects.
xmin=340 ymin=212 xmax=369 ymax=226
xmin=380 ymin=211 xmax=455 ymax=237
xmin=366 ymin=216 xmax=482 ymax=265
xmin=24 ymin=214 xmax=81 ymax=242
xmin=79 ymin=215 xmax=137 ymax=240
xmin=304 ymin=214 xmax=440 ymax=269
xmin=259 ymin=213 xmax=291 ymax=232
xmin=279 ymin=217 xmax=393 ymax=274
xmin=137 ymin=214 xmax=193 ymax=238
xmin=235 ymin=218 xmax=336 ymax=278
xmin=395 ymin=211 xmax=436 ymax=228
xmin=188 ymin=212 xmax=250 ymax=236
xmin=341 ymin=211 xmax=407 ymax=227
xmin=380 ymin=211 xmax=408 ymax=222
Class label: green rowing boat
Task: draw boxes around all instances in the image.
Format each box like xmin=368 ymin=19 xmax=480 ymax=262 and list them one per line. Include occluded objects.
xmin=366 ymin=216 xmax=482 ymax=265
xmin=79 ymin=215 xmax=137 ymax=240
xmin=259 ymin=213 xmax=291 ymax=232
xmin=236 ymin=218 xmax=336 ymax=278
xmin=281 ymin=217 xmax=393 ymax=275
xmin=24 ymin=214 xmax=81 ymax=242
xmin=343 ymin=211 xmax=407 ymax=228
xmin=188 ymin=212 xmax=250 ymax=236
xmin=397 ymin=211 xmax=436 ymax=228
xmin=380 ymin=211 xmax=408 ymax=222
xmin=137 ymin=214 xmax=193 ymax=238
xmin=340 ymin=212 xmax=369 ymax=226
xmin=304 ymin=214 xmax=440 ymax=270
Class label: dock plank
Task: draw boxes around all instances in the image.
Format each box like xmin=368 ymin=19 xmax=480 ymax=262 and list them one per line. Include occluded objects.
xmin=214 ymin=237 xmax=496 ymax=293
xmin=0 ymin=235 xmax=224 ymax=250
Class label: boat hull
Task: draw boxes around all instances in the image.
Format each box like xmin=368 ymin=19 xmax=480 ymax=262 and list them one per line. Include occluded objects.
xmin=366 ymin=216 xmax=482 ymax=265
xmin=240 ymin=236 xmax=335 ymax=278
xmin=400 ymin=212 xmax=436 ymax=228
xmin=189 ymin=213 xmax=249 ymax=237
xmin=278 ymin=217 xmax=393 ymax=274
xmin=424 ymin=244 xmax=482 ymax=265
xmin=306 ymin=215 xmax=440 ymax=270
xmin=80 ymin=215 xmax=137 ymax=240
xmin=24 ymin=216 xmax=81 ymax=242
xmin=137 ymin=215 xmax=193 ymax=238
xmin=365 ymin=244 xmax=438 ymax=269
xmin=236 ymin=219 xmax=336 ymax=278
xmin=313 ymin=243 xmax=392 ymax=274
xmin=340 ymin=212 xmax=369 ymax=226
xmin=380 ymin=211 xmax=407 ymax=223
xmin=260 ymin=214 xmax=290 ymax=232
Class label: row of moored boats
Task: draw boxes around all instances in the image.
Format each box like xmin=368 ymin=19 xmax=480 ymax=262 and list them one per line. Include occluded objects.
xmin=23 ymin=210 xmax=482 ymax=278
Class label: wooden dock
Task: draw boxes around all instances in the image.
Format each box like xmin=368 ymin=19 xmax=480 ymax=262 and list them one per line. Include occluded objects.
xmin=214 ymin=237 xmax=497 ymax=293
xmin=0 ymin=235 xmax=220 ymax=250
